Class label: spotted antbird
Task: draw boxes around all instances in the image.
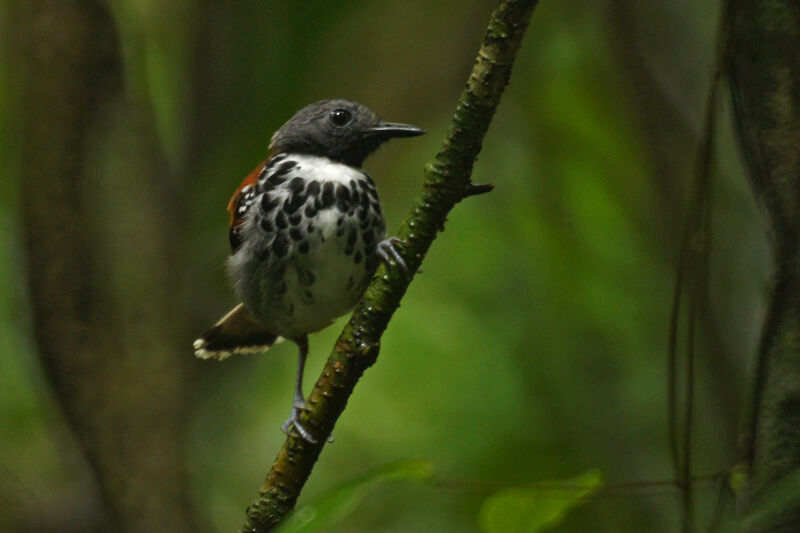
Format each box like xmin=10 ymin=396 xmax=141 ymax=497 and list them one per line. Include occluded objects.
xmin=194 ymin=99 xmax=424 ymax=442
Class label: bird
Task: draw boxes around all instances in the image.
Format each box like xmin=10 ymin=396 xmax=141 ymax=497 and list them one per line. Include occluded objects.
xmin=194 ymin=99 xmax=425 ymax=442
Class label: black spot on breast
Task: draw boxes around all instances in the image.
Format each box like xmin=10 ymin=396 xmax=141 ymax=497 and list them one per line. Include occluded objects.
xmin=304 ymin=204 xmax=317 ymax=218
xmin=335 ymin=185 xmax=350 ymax=212
xmin=283 ymin=192 xmax=306 ymax=214
xmin=362 ymin=172 xmax=375 ymax=185
xmin=345 ymin=245 xmax=354 ymax=256
xmin=362 ymin=228 xmax=374 ymax=245
xmin=321 ymin=182 xmax=335 ymax=208
xmin=289 ymin=213 xmax=302 ymax=226
xmin=337 ymin=226 xmax=345 ymax=237
xmin=272 ymin=234 xmax=288 ymax=257
xmin=306 ymin=180 xmax=321 ymax=197
xmin=307 ymin=222 xmax=315 ymax=233
xmin=336 ymin=184 xmax=351 ymax=204
xmin=261 ymin=194 xmax=279 ymax=212
xmin=347 ymin=228 xmax=357 ymax=247
xmin=290 ymin=228 xmax=303 ymax=241
xmin=265 ymin=153 xmax=288 ymax=170
xmin=337 ymin=216 xmax=344 ymax=226
xmin=298 ymin=241 xmax=310 ymax=254
xmin=274 ymin=160 xmax=297 ymax=178
xmin=354 ymin=250 xmax=362 ymax=264
xmin=358 ymin=208 xmax=368 ymax=221
xmin=275 ymin=211 xmax=288 ymax=229
xmin=288 ymin=176 xmax=305 ymax=193
xmin=267 ymin=173 xmax=288 ymax=187
xmin=260 ymin=218 xmax=274 ymax=232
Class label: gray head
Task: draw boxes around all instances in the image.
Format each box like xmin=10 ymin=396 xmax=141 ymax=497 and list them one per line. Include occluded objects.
xmin=269 ymin=99 xmax=425 ymax=167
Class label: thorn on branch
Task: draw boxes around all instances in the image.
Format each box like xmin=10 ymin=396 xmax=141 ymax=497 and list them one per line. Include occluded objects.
xmin=464 ymin=182 xmax=495 ymax=198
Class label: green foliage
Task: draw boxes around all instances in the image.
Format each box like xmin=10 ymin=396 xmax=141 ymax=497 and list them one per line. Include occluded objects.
xmin=276 ymin=460 xmax=433 ymax=533
xmin=478 ymin=470 xmax=602 ymax=533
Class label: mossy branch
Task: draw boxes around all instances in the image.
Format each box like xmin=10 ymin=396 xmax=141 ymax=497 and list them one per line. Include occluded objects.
xmin=240 ymin=1 xmax=540 ymax=531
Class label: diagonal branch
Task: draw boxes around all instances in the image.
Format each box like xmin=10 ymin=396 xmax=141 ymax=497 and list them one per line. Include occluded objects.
xmin=240 ymin=1 xmax=540 ymax=531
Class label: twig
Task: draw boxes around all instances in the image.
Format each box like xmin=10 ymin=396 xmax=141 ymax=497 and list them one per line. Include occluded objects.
xmin=239 ymin=2 xmax=540 ymax=531
xmin=463 ymin=182 xmax=496 ymax=198
xmin=667 ymin=5 xmax=729 ymax=531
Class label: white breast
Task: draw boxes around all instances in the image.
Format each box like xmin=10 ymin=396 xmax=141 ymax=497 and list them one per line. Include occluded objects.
xmin=228 ymin=153 xmax=386 ymax=340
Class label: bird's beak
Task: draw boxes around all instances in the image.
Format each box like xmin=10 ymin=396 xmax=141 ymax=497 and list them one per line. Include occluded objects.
xmin=368 ymin=122 xmax=426 ymax=139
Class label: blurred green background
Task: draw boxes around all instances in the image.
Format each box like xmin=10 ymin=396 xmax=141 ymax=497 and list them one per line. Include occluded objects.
xmin=0 ymin=0 xmax=769 ymax=531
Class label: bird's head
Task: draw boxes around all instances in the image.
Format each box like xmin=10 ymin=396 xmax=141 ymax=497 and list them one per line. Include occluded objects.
xmin=268 ymin=99 xmax=425 ymax=167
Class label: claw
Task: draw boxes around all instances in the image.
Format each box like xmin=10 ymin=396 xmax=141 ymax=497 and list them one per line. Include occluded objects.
xmin=376 ymin=237 xmax=409 ymax=280
xmin=281 ymin=402 xmax=317 ymax=443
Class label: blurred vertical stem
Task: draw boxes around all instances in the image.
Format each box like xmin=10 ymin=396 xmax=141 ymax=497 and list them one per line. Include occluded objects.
xmin=240 ymin=1 xmax=539 ymax=531
xmin=10 ymin=0 xmax=194 ymax=531
xmin=728 ymin=0 xmax=800 ymax=529
xmin=667 ymin=7 xmax=729 ymax=530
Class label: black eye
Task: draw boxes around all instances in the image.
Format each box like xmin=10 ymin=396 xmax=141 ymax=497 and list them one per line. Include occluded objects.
xmin=329 ymin=108 xmax=352 ymax=127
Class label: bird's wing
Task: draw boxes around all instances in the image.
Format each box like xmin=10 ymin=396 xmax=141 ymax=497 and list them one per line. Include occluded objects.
xmin=228 ymin=159 xmax=268 ymax=253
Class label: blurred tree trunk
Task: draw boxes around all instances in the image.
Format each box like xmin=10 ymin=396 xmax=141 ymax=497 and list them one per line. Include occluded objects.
xmin=610 ymin=0 xmax=744 ymax=455
xmin=10 ymin=1 xmax=195 ymax=531
xmin=728 ymin=0 xmax=800 ymax=530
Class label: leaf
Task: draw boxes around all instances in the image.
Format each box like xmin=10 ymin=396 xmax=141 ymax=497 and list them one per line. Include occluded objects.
xmin=478 ymin=469 xmax=603 ymax=533
xmin=275 ymin=460 xmax=433 ymax=533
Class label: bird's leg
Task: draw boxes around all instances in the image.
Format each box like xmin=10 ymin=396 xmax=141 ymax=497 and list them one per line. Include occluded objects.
xmin=376 ymin=236 xmax=409 ymax=280
xmin=281 ymin=335 xmax=316 ymax=443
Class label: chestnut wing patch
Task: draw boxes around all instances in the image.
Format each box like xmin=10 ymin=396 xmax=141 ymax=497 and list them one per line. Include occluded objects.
xmin=228 ymin=158 xmax=270 ymax=253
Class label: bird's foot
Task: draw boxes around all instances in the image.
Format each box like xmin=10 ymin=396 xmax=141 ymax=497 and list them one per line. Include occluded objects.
xmin=376 ymin=237 xmax=409 ymax=280
xmin=281 ymin=400 xmax=317 ymax=443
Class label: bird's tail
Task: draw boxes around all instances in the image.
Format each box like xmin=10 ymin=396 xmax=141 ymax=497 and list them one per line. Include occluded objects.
xmin=193 ymin=303 xmax=281 ymax=360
